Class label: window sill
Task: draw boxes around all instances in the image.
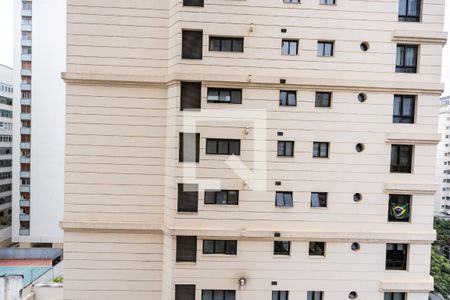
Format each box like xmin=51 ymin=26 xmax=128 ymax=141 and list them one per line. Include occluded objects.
xmin=308 ymin=255 xmax=326 ymax=259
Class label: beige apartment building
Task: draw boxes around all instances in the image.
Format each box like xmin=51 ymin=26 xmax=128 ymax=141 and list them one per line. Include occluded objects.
xmin=62 ymin=0 xmax=446 ymax=299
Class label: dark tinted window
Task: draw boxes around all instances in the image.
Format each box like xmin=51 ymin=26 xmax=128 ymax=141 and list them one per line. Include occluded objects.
xmin=182 ymin=30 xmax=203 ymax=59
xmin=207 ymin=88 xmax=242 ymax=104
xmin=209 ymin=37 xmax=244 ymax=52
xmin=203 ymin=240 xmax=237 ymax=255
xmin=315 ymin=92 xmax=332 ymax=107
xmin=384 ymin=292 xmax=406 ymax=300
xmin=307 ymin=291 xmax=324 ymax=300
xmin=183 ymin=0 xmax=204 ymax=6
xmin=309 ymin=242 xmax=326 ymax=256
xmin=320 ymin=0 xmax=335 ymax=3
xmin=393 ymin=95 xmax=415 ymax=123
xmin=206 ymin=139 xmax=240 ymax=155
xmin=396 ymin=44 xmax=418 ymax=73
xmin=176 ymin=236 xmax=197 ymax=262
xmin=204 ymin=190 xmax=239 ymax=205
xmin=386 ymin=243 xmax=408 ymax=270
xmin=313 ymin=142 xmax=329 ymax=158
xmin=280 ymin=91 xmax=297 ymax=106
xmin=274 ymin=241 xmax=291 ymax=255
xmin=178 ymin=184 xmax=199 ymax=212
xmin=390 ymin=145 xmax=413 ymax=173
xmin=278 ymin=141 xmax=294 ymax=157
xmin=272 ymin=291 xmax=289 ymax=300
xmin=176 ymin=285 xmax=196 ymax=300
xmin=179 ymin=133 xmax=200 ymax=162
xmin=311 ymin=192 xmax=327 ymax=208
xmin=275 ymin=192 xmax=293 ymax=207
xmin=398 ymin=0 xmax=420 ymax=21
xmin=202 ymin=290 xmax=236 ymax=300
xmin=388 ymin=195 xmax=411 ymax=222
xmin=181 ymin=82 xmax=201 ymax=111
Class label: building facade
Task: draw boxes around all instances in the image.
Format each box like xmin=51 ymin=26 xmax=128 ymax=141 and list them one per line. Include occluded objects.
xmin=12 ymin=0 xmax=66 ymax=246
xmin=0 ymin=64 xmax=14 ymax=243
xmin=435 ymin=96 xmax=450 ymax=216
xmin=62 ymin=0 xmax=446 ymax=299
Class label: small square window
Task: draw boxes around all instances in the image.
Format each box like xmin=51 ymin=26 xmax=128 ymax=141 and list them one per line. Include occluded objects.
xmin=317 ymin=41 xmax=334 ymax=57
xmin=315 ymin=92 xmax=332 ymax=107
xmin=307 ymin=291 xmax=324 ymax=300
xmin=176 ymin=285 xmax=196 ymax=300
xmin=393 ymin=95 xmax=415 ymax=123
xmin=274 ymin=241 xmax=291 ymax=255
xmin=396 ymin=44 xmax=418 ymax=73
xmin=311 ymin=192 xmax=327 ymax=208
xmin=398 ymin=0 xmax=420 ymax=22
xmin=272 ymin=291 xmax=289 ymax=300
xmin=309 ymin=242 xmax=326 ymax=256
xmin=183 ymin=0 xmax=204 ymax=6
xmin=320 ymin=0 xmax=335 ymax=4
xmin=275 ymin=192 xmax=293 ymax=207
xmin=282 ymin=40 xmax=299 ymax=55
xmin=390 ymin=145 xmax=413 ymax=173
xmin=284 ymin=0 xmax=300 ymax=2
xmin=384 ymin=292 xmax=406 ymax=300
xmin=388 ymin=195 xmax=411 ymax=222
xmin=280 ymin=91 xmax=297 ymax=106
xmin=386 ymin=243 xmax=408 ymax=270
xmin=278 ymin=141 xmax=294 ymax=157
xmin=313 ymin=142 xmax=329 ymax=158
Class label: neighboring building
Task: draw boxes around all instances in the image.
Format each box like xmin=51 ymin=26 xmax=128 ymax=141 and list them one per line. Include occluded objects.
xmin=0 ymin=64 xmax=13 ymax=246
xmin=62 ymin=1 xmax=446 ymax=300
xmin=12 ymin=0 xmax=66 ymax=246
xmin=436 ymin=96 xmax=450 ymax=216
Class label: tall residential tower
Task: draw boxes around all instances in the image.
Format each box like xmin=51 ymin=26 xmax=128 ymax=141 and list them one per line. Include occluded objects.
xmin=62 ymin=0 xmax=446 ymax=299
xmin=13 ymin=0 xmax=66 ymax=246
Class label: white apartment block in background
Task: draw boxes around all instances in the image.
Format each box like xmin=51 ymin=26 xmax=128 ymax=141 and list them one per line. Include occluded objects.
xmin=436 ymin=96 xmax=450 ymax=216
xmin=62 ymin=0 xmax=445 ymax=299
xmin=0 ymin=64 xmax=14 ymax=245
xmin=12 ymin=0 xmax=66 ymax=246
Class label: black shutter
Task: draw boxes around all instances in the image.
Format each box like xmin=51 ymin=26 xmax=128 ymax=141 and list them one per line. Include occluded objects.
xmin=179 ymin=133 xmax=200 ymax=162
xmin=183 ymin=0 xmax=204 ymax=6
xmin=178 ymin=184 xmax=199 ymax=212
xmin=175 ymin=284 xmax=196 ymax=300
xmin=182 ymin=30 xmax=203 ymax=59
xmin=176 ymin=236 xmax=197 ymax=262
xmin=181 ymin=82 xmax=201 ymax=111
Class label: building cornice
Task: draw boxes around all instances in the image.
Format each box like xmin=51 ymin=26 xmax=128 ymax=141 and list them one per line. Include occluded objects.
xmin=385 ymin=132 xmax=441 ymax=145
xmin=392 ymin=30 xmax=448 ymax=45
xmin=62 ymin=72 xmax=445 ymax=95
xmin=379 ymin=276 xmax=434 ymax=293
xmin=60 ymin=221 xmax=436 ymax=243
xmin=383 ymin=182 xmax=438 ymax=195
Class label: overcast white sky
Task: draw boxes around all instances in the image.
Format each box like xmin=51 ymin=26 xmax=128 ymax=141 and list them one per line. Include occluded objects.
xmin=0 ymin=0 xmax=448 ymax=95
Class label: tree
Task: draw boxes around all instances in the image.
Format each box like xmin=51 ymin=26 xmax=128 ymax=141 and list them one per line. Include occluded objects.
xmin=431 ymin=246 xmax=450 ymax=298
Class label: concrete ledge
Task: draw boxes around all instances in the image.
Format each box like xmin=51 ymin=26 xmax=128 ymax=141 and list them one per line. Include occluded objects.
xmin=392 ymin=30 xmax=448 ymax=45
xmin=385 ymin=132 xmax=441 ymax=145
xmin=379 ymin=275 xmax=434 ymax=292
xmin=384 ymin=182 xmax=438 ymax=195
xmin=60 ymin=221 xmax=162 ymax=233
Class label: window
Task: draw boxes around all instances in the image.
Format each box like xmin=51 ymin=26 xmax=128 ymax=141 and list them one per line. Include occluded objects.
xmin=282 ymin=40 xmax=299 ymax=55
xmin=309 ymin=242 xmax=326 ymax=256
xmin=178 ymin=184 xmax=199 ymax=212
xmin=207 ymin=88 xmax=242 ymax=104
xmin=274 ymin=241 xmax=291 ymax=255
xmin=315 ymin=92 xmax=331 ymax=107
xmin=203 ymin=240 xmax=237 ymax=255
xmin=399 ymin=0 xmax=420 ymax=21
xmin=307 ymin=291 xmax=324 ymax=300
xmin=205 ymin=190 xmax=239 ymax=205
xmin=209 ymin=37 xmax=244 ymax=52
xmin=277 ymin=141 xmax=294 ymax=157
xmin=320 ymin=0 xmax=335 ymax=4
xmin=280 ymin=91 xmax=297 ymax=106
xmin=390 ymin=145 xmax=413 ymax=173
xmin=275 ymin=192 xmax=293 ymax=207
xmin=272 ymin=291 xmax=289 ymax=300
xmin=317 ymin=41 xmax=334 ymax=57
xmin=176 ymin=285 xmax=196 ymax=300
xmin=206 ymin=139 xmax=240 ymax=155
xmin=202 ymin=290 xmax=236 ymax=300
xmin=396 ymin=44 xmax=418 ymax=73
xmin=386 ymin=243 xmax=408 ymax=270
xmin=393 ymin=95 xmax=415 ymax=123
xmin=384 ymin=292 xmax=406 ymax=300
xmin=311 ymin=192 xmax=327 ymax=208
xmin=182 ymin=30 xmax=203 ymax=59
xmin=183 ymin=0 xmax=204 ymax=6
xmin=179 ymin=133 xmax=200 ymax=162
xmin=284 ymin=0 xmax=300 ymax=3
xmin=176 ymin=236 xmax=197 ymax=262
xmin=181 ymin=82 xmax=201 ymax=111
xmin=388 ymin=195 xmax=411 ymax=222
xmin=313 ymin=142 xmax=329 ymax=158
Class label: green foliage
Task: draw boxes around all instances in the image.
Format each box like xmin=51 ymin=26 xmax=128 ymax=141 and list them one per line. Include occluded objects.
xmin=52 ymin=276 xmax=63 ymax=283
xmin=432 ymin=218 xmax=450 ymax=298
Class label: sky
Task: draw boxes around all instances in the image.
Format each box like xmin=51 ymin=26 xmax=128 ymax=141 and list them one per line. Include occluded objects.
xmin=0 ymin=1 xmax=448 ymax=95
